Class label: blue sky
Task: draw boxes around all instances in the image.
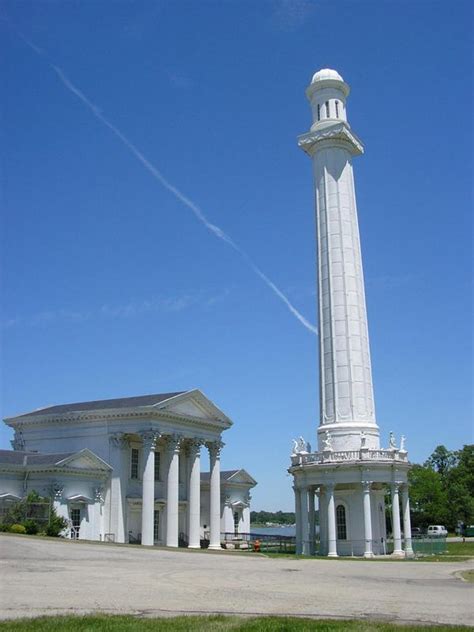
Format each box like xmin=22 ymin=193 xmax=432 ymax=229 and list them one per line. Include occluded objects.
xmin=1 ymin=0 xmax=472 ymax=511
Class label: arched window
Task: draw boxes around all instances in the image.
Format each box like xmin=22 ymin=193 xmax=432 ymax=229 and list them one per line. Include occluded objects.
xmin=317 ymin=104 xmax=321 ymax=121
xmin=336 ymin=504 xmax=347 ymax=540
xmin=325 ymin=101 xmax=330 ymax=118
xmin=335 ymin=101 xmax=340 ymax=118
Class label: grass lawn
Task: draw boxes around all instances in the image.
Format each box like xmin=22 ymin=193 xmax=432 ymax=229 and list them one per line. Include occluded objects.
xmin=446 ymin=541 xmax=474 ymax=556
xmin=460 ymin=570 xmax=474 ymax=583
xmin=0 ymin=616 xmax=471 ymax=632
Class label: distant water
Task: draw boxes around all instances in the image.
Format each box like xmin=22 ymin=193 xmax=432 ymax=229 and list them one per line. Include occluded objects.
xmin=250 ymin=526 xmax=296 ymax=537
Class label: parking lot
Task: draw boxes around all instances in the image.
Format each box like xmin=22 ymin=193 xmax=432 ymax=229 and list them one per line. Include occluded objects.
xmin=0 ymin=535 xmax=473 ymax=625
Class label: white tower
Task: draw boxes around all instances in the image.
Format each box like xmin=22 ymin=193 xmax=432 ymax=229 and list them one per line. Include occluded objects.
xmin=298 ymin=68 xmax=379 ymax=452
xmin=290 ymin=69 xmax=412 ymax=558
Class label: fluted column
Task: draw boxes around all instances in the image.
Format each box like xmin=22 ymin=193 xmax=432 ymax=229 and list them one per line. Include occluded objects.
xmin=391 ymin=482 xmax=403 ymax=556
xmin=108 ymin=433 xmax=129 ymax=543
xmin=207 ymin=440 xmax=223 ymax=550
xmin=401 ymin=484 xmax=414 ymax=557
xmin=294 ymin=486 xmax=302 ymax=554
xmin=300 ymin=486 xmax=310 ymax=555
xmin=187 ymin=439 xmax=202 ymax=549
xmin=308 ymin=487 xmax=316 ymax=555
xmin=326 ymin=482 xmax=338 ymax=557
xmin=165 ymin=434 xmax=181 ymax=548
xmin=140 ymin=431 xmax=159 ymax=546
xmin=362 ymin=481 xmax=374 ymax=558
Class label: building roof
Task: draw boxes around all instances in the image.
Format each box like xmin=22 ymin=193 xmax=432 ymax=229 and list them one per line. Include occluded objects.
xmin=200 ymin=470 xmax=240 ymax=483
xmin=9 ymin=392 xmax=186 ymax=419
xmin=0 ymin=449 xmax=74 ymax=466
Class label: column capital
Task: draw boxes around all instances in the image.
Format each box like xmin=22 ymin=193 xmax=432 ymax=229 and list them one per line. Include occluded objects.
xmin=94 ymin=487 xmax=105 ymax=505
xmin=109 ymin=432 xmax=129 ymax=449
xmin=391 ymin=481 xmax=403 ymax=493
xmin=187 ymin=437 xmax=205 ymax=458
xmin=325 ymin=481 xmax=336 ymax=493
xmin=140 ymin=430 xmax=161 ymax=451
xmin=362 ymin=481 xmax=372 ymax=493
xmin=52 ymin=483 xmax=63 ymax=501
xmin=164 ymin=433 xmax=183 ymax=454
xmin=207 ymin=439 xmax=224 ymax=459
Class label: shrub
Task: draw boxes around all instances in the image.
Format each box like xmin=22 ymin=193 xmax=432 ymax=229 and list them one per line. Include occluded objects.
xmin=46 ymin=514 xmax=68 ymax=537
xmin=10 ymin=523 xmax=26 ymax=534
xmin=0 ymin=523 xmax=10 ymax=532
xmin=23 ymin=519 xmax=39 ymax=535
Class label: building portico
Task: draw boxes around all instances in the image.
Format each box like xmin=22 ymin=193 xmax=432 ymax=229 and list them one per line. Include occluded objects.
xmin=1 ymin=390 xmax=254 ymax=548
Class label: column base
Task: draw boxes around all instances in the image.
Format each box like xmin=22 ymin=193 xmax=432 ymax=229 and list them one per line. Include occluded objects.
xmin=208 ymin=543 xmax=222 ymax=551
xmin=363 ymin=551 xmax=374 ymax=558
xmin=188 ymin=543 xmax=201 ymax=549
xmin=404 ymin=548 xmax=415 ymax=558
xmin=327 ymin=552 xmax=338 ymax=558
xmin=391 ymin=550 xmax=404 ymax=558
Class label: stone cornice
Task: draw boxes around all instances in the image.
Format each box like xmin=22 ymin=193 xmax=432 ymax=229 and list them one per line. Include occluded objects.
xmin=0 ymin=464 xmax=110 ymax=478
xmin=298 ymin=123 xmax=364 ymax=157
xmin=5 ymin=407 xmax=231 ymax=433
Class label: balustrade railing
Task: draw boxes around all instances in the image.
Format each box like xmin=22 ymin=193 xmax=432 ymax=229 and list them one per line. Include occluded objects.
xmin=291 ymin=448 xmax=408 ymax=466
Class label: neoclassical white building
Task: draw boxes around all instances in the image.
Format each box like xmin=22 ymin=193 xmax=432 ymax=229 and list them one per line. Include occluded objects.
xmin=1 ymin=390 xmax=256 ymax=547
xmin=289 ymin=69 xmax=412 ymax=557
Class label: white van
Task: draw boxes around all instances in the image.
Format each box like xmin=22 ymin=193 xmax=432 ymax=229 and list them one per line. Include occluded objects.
xmin=427 ymin=525 xmax=448 ymax=537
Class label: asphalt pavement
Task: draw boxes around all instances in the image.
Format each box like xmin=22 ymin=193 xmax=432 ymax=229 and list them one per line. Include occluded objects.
xmin=0 ymin=535 xmax=472 ymax=625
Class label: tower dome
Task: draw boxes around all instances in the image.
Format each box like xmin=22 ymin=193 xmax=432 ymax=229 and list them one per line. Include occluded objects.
xmin=311 ymin=68 xmax=344 ymax=84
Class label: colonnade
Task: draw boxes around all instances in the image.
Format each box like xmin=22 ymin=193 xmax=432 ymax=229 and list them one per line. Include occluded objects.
xmin=110 ymin=431 xmax=223 ymax=549
xmin=294 ymin=481 xmax=413 ymax=558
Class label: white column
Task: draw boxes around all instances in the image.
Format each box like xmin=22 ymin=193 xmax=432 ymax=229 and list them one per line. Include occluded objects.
xmin=166 ymin=434 xmax=181 ymax=548
xmin=208 ymin=440 xmax=223 ymax=550
xmin=391 ymin=482 xmax=403 ymax=556
xmin=326 ymin=482 xmax=338 ymax=557
xmin=108 ymin=433 xmax=129 ymax=543
xmin=362 ymin=481 xmax=374 ymax=558
xmin=140 ymin=431 xmax=159 ymax=546
xmin=187 ymin=439 xmax=202 ymax=549
xmin=318 ymin=488 xmax=327 ymax=555
xmin=242 ymin=505 xmax=250 ymax=534
xmin=308 ymin=487 xmax=316 ymax=555
xmin=402 ymin=484 xmax=414 ymax=557
xmin=300 ymin=486 xmax=310 ymax=555
xmin=294 ymin=485 xmax=302 ymax=554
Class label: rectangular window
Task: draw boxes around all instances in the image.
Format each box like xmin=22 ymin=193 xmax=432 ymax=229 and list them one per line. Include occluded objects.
xmin=154 ymin=451 xmax=161 ymax=481
xmin=154 ymin=510 xmax=160 ymax=542
xmin=336 ymin=505 xmax=347 ymax=540
xmin=317 ymin=104 xmax=321 ymax=121
xmin=325 ymin=101 xmax=330 ymax=118
xmin=130 ymin=448 xmax=139 ymax=479
xmin=335 ymin=101 xmax=339 ymax=118
xmin=70 ymin=508 xmax=81 ymax=540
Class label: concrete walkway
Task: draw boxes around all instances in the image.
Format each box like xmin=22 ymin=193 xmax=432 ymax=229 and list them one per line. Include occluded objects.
xmin=0 ymin=535 xmax=473 ymax=625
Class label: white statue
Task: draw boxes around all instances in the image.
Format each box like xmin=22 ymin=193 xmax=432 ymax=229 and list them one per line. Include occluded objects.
xmin=298 ymin=436 xmax=308 ymax=454
xmin=292 ymin=437 xmax=310 ymax=455
xmin=360 ymin=431 xmax=367 ymax=448
xmin=322 ymin=432 xmax=332 ymax=451
xmin=400 ymin=435 xmax=406 ymax=451
xmin=389 ymin=431 xmax=396 ymax=450
xmin=306 ymin=440 xmax=312 ymax=453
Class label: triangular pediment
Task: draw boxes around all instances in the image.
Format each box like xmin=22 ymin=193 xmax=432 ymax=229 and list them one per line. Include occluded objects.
xmin=225 ymin=469 xmax=257 ymax=486
xmin=56 ymin=449 xmax=112 ymax=471
xmin=152 ymin=390 xmax=232 ymax=428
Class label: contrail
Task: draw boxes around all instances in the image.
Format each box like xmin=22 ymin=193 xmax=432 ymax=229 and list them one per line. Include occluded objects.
xmin=15 ymin=29 xmax=318 ymax=335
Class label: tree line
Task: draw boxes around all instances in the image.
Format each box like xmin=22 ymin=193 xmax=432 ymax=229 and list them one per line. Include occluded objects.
xmin=409 ymin=444 xmax=473 ymax=531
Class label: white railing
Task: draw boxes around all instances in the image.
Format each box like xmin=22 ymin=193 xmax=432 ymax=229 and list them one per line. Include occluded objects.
xmin=291 ymin=448 xmax=408 ymax=467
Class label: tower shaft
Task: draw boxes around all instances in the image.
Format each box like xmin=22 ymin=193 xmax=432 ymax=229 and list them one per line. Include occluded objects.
xmin=298 ymin=69 xmax=379 ymax=451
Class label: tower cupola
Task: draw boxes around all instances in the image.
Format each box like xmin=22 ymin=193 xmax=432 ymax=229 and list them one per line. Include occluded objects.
xmin=306 ymin=68 xmax=350 ymax=131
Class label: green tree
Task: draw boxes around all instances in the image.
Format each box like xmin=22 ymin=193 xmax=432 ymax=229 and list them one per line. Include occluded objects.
xmin=408 ymin=464 xmax=448 ymax=528
xmin=425 ymin=445 xmax=456 ymax=480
